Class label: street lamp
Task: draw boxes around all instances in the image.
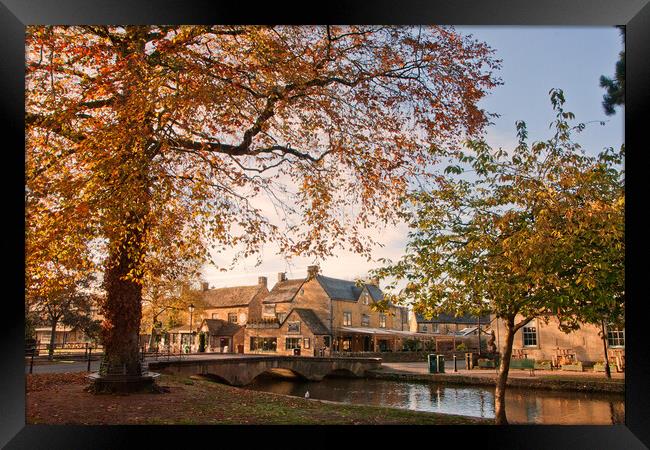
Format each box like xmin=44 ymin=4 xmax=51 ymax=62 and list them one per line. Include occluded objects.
xmin=188 ymin=303 xmax=195 ymax=351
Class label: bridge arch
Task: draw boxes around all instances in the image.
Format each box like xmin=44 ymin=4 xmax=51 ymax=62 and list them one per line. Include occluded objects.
xmin=324 ymin=368 xmax=359 ymax=378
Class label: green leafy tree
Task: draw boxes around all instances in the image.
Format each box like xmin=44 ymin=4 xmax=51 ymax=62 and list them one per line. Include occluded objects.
xmin=373 ymin=89 xmax=624 ymax=424
xmin=600 ymin=26 xmax=625 ymax=115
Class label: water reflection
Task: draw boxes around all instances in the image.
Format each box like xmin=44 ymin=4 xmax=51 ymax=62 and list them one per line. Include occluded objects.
xmin=242 ymin=375 xmax=624 ymax=425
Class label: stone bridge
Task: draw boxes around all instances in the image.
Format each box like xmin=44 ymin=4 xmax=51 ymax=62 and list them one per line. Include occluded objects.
xmin=147 ymin=355 xmax=382 ymax=386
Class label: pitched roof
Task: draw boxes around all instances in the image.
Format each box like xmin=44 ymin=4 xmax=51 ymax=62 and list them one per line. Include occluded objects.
xmin=315 ymin=275 xmax=364 ymax=301
xmin=365 ymin=284 xmax=384 ymax=302
xmin=200 ymin=319 xmax=242 ymax=336
xmin=416 ymin=313 xmax=491 ymax=324
xmin=202 ymin=285 xmax=264 ymax=308
xmin=288 ymin=308 xmax=330 ymax=335
xmin=263 ymin=279 xmax=305 ymax=304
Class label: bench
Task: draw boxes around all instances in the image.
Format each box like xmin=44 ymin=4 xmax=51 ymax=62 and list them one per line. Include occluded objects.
xmin=510 ymin=358 xmax=535 ymax=376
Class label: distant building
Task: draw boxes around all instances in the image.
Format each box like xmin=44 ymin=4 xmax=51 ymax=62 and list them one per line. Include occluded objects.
xmin=410 ymin=313 xmax=491 ymax=335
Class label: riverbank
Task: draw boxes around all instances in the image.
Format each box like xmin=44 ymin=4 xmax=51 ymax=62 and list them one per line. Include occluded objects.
xmin=26 ymin=373 xmax=491 ymax=425
xmin=370 ymin=363 xmax=624 ymax=394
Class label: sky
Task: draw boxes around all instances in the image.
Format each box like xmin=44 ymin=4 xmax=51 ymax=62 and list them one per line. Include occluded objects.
xmin=200 ymin=26 xmax=625 ymax=292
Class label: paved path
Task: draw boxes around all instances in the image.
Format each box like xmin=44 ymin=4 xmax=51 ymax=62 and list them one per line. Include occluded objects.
xmin=26 ymin=353 xmax=281 ymax=374
xmin=381 ymin=362 xmax=625 ymax=380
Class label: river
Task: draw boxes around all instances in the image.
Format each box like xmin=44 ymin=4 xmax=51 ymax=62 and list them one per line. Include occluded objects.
xmin=242 ymin=375 xmax=625 ymax=424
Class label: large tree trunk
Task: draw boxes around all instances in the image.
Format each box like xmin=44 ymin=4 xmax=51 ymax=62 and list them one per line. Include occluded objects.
xmin=495 ymin=317 xmax=516 ymax=425
xmin=48 ymin=317 xmax=58 ymax=360
xmin=99 ymin=221 xmax=145 ymax=377
xmin=600 ymin=320 xmax=612 ymax=379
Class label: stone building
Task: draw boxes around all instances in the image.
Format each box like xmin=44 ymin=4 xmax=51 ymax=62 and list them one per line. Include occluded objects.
xmin=411 ymin=312 xmax=491 ymax=335
xmin=492 ymin=314 xmax=625 ymax=369
xmin=197 ymin=318 xmax=245 ymax=353
xmin=201 ymin=277 xmax=269 ymax=326
xmin=244 ymin=265 xmax=420 ymax=355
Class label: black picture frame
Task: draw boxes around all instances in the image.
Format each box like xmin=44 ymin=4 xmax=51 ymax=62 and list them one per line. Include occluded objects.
xmin=2 ymin=1 xmax=648 ymax=448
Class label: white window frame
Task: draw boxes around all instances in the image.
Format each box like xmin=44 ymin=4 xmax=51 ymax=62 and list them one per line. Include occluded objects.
xmin=607 ymin=327 xmax=625 ymax=348
xmin=522 ymin=320 xmax=538 ymax=347
xmin=343 ymin=311 xmax=352 ymax=326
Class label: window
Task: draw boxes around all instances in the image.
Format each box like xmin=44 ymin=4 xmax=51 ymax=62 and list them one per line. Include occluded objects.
xmin=342 ymin=337 xmax=352 ymax=351
xmin=277 ymin=312 xmax=287 ymax=323
xmin=228 ymin=313 xmax=237 ymax=323
xmin=286 ymin=337 xmax=302 ymax=349
xmin=421 ymin=324 xmax=428 ymax=333
xmin=287 ymin=321 xmax=301 ymax=333
xmin=343 ymin=312 xmax=352 ymax=326
xmin=303 ymin=338 xmax=311 ymax=349
xmin=607 ymin=327 xmax=625 ymax=348
xmin=361 ymin=314 xmax=370 ymax=327
xmin=363 ymin=293 xmax=369 ymax=305
xmin=379 ymin=314 xmax=386 ymax=328
xmin=431 ymin=323 xmax=439 ymax=333
xmin=522 ymin=320 xmax=538 ymax=347
xmin=323 ymin=336 xmax=331 ymax=347
xmin=250 ymin=337 xmax=277 ymax=352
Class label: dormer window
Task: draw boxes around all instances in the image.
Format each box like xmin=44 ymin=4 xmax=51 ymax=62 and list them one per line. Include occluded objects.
xmin=363 ymin=293 xmax=369 ymax=305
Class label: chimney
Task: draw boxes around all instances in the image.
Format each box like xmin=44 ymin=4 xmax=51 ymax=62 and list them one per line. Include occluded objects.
xmin=277 ymin=272 xmax=287 ymax=283
xmin=307 ymin=265 xmax=319 ymax=278
xmin=258 ymin=276 xmax=268 ymax=288
xmin=201 ymin=282 xmax=209 ymax=292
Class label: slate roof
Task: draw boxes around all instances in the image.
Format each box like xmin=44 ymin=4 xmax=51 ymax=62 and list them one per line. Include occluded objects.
xmin=202 ymin=285 xmax=264 ymax=308
xmin=288 ymin=308 xmax=330 ymax=335
xmin=365 ymin=284 xmax=384 ymax=302
xmin=416 ymin=313 xmax=491 ymax=324
xmin=200 ymin=319 xmax=242 ymax=336
xmin=263 ymin=279 xmax=306 ymax=304
xmin=315 ymin=275 xmax=364 ymax=301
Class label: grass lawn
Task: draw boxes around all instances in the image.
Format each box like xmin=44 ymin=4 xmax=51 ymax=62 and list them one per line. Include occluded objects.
xmin=26 ymin=372 xmax=492 ymax=425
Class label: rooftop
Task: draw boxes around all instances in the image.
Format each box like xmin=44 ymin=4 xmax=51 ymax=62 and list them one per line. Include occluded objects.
xmin=416 ymin=313 xmax=491 ymax=324
xmin=202 ymin=285 xmax=265 ymax=308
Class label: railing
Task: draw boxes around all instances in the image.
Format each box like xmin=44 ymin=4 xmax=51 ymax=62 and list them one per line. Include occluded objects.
xmin=28 ymin=341 xmax=103 ymax=357
xmin=25 ymin=341 xmax=102 ymax=373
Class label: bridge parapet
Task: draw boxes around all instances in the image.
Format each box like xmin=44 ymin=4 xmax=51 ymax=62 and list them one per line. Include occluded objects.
xmin=148 ymin=356 xmax=382 ymax=386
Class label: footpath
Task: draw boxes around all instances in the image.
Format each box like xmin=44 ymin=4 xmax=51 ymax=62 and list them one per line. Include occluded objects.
xmin=369 ymin=362 xmax=624 ymax=394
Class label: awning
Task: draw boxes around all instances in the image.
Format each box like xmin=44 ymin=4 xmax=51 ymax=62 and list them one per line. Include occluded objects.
xmin=336 ymin=327 xmax=434 ymax=339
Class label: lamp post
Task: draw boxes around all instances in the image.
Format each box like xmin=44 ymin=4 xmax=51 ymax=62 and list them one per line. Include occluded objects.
xmin=188 ymin=303 xmax=195 ymax=352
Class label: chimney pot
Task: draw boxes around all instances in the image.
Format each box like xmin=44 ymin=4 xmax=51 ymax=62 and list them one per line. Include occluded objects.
xmin=258 ymin=276 xmax=268 ymax=288
xmin=277 ymin=272 xmax=287 ymax=282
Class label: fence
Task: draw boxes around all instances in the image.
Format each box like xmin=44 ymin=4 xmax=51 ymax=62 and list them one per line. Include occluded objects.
xmin=28 ymin=341 xmax=103 ymax=358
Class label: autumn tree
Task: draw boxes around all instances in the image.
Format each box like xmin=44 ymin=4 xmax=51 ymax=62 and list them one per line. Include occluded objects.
xmin=26 ymin=25 xmax=500 ymax=381
xmin=372 ymin=89 xmax=624 ymax=424
xmin=141 ymin=263 xmax=208 ymax=352
xmin=28 ymin=272 xmax=99 ymax=359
